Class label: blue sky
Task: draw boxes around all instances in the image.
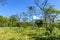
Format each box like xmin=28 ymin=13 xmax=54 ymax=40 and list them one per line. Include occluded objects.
xmin=0 ymin=0 xmax=60 ymax=18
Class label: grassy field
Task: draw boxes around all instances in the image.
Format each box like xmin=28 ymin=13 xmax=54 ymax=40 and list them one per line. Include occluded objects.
xmin=0 ymin=27 xmax=60 ymax=40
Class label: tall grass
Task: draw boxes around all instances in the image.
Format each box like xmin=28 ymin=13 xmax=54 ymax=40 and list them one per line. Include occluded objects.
xmin=0 ymin=27 xmax=60 ymax=40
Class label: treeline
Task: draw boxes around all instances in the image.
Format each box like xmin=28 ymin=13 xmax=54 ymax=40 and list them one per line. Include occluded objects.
xmin=0 ymin=15 xmax=43 ymax=27
xmin=0 ymin=14 xmax=60 ymax=27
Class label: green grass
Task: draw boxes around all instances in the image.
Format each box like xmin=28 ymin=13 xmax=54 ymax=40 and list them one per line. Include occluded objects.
xmin=0 ymin=27 xmax=60 ymax=40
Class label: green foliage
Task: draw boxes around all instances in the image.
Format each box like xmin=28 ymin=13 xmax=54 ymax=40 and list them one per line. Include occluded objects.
xmin=0 ymin=27 xmax=60 ymax=40
xmin=0 ymin=27 xmax=46 ymax=40
xmin=0 ymin=0 xmax=60 ymax=40
xmin=0 ymin=16 xmax=9 ymax=27
xmin=35 ymin=19 xmax=43 ymax=27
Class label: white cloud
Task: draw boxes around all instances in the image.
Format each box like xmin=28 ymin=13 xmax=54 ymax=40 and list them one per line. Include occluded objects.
xmin=33 ymin=16 xmax=40 ymax=19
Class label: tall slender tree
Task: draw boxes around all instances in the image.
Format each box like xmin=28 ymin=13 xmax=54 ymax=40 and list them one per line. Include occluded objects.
xmin=28 ymin=6 xmax=36 ymax=27
xmin=34 ymin=0 xmax=49 ymax=27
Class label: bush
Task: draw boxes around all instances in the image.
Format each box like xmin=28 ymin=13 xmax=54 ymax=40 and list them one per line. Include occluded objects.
xmin=35 ymin=19 xmax=43 ymax=27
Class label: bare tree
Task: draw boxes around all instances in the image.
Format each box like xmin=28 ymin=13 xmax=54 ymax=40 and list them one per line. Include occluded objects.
xmin=28 ymin=6 xmax=36 ymax=27
xmin=34 ymin=0 xmax=49 ymax=27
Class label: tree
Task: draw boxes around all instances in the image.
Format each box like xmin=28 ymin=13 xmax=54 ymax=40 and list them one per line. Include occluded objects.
xmin=21 ymin=12 xmax=28 ymax=22
xmin=16 ymin=13 xmax=22 ymax=22
xmin=34 ymin=0 xmax=50 ymax=27
xmin=28 ymin=6 xmax=34 ymax=22
xmin=35 ymin=19 xmax=43 ymax=27
xmin=34 ymin=0 xmax=60 ymax=34
xmin=0 ymin=16 xmax=9 ymax=27
xmin=43 ymin=6 xmax=60 ymax=27
xmin=9 ymin=15 xmax=18 ymax=27
xmin=34 ymin=0 xmax=60 ymax=27
xmin=28 ymin=6 xmax=36 ymax=27
xmin=0 ymin=0 xmax=7 ymax=27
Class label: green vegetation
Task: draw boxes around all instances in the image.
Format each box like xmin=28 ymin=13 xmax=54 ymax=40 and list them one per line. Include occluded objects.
xmin=0 ymin=0 xmax=60 ymax=40
xmin=0 ymin=27 xmax=60 ymax=40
